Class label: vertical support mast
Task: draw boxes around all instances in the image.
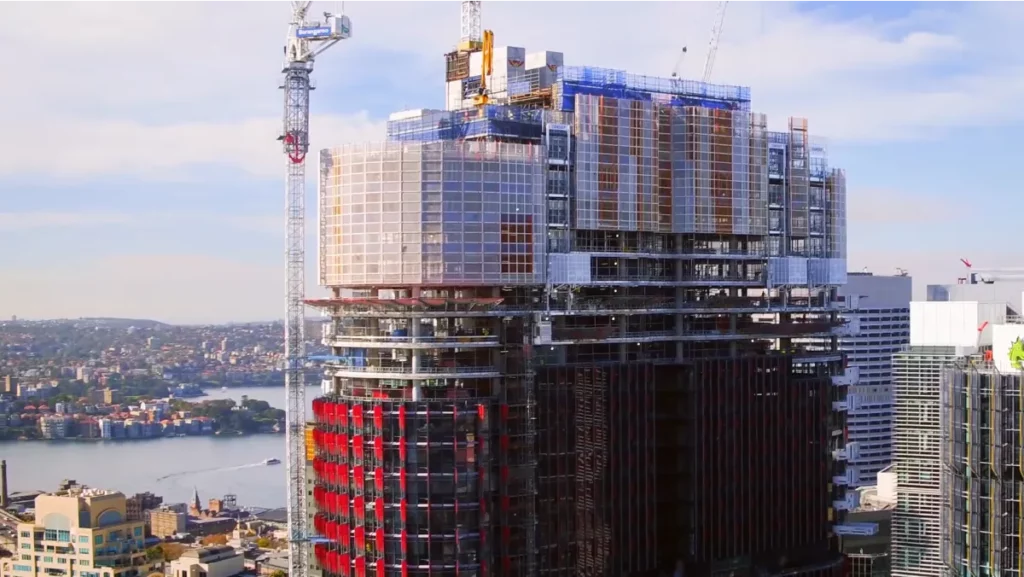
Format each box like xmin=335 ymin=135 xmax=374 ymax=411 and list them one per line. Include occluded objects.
xmin=279 ymin=3 xmax=350 ymax=577
xmin=282 ymin=58 xmax=311 ymax=577
xmin=460 ymin=0 xmax=482 ymax=47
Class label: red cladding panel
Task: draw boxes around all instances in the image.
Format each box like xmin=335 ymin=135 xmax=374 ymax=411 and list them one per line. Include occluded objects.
xmin=339 ymin=403 xmax=349 ymax=427
xmin=376 ymin=528 xmax=384 ymax=551
xmin=374 ymin=405 xmax=383 ymax=429
xmin=354 ymin=497 xmax=365 ymax=522
xmin=353 ymin=404 xmax=364 ymax=428
xmin=374 ymin=437 xmax=383 ymax=461
xmin=375 ymin=497 xmax=384 ymax=522
xmin=398 ymin=406 xmax=406 ymax=429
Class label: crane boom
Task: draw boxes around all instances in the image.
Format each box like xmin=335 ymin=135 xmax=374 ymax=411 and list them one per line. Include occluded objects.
xmin=702 ymin=0 xmax=728 ymax=82
xmin=280 ymin=3 xmax=350 ymax=577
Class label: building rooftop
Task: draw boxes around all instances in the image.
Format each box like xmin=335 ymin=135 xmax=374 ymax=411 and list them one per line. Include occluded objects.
xmin=252 ymin=508 xmax=286 ymax=524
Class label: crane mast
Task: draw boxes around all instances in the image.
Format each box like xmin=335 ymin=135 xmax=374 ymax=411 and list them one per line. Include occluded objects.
xmin=280 ymin=3 xmax=350 ymax=577
xmin=460 ymin=0 xmax=482 ymax=50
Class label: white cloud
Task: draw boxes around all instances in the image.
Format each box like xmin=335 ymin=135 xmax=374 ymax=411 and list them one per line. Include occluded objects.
xmin=0 ymin=1 xmax=1020 ymax=182
xmin=0 ymin=212 xmax=133 ymax=231
xmin=1 ymin=2 xmax=1020 ymax=322
xmin=0 ymin=112 xmax=385 ymax=180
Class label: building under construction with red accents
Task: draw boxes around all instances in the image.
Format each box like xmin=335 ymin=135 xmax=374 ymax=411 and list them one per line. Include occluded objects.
xmin=303 ymin=46 xmax=867 ymax=577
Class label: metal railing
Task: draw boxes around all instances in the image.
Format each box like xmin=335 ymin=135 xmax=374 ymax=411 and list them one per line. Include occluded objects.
xmin=327 ymin=364 xmax=498 ymax=375
xmin=329 ymin=334 xmax=499 ymax=345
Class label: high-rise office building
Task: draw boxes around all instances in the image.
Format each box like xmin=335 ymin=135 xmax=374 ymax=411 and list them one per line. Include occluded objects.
xmin=891 ymin=301 xmax=1005 ymax=577
xmin=307 ymin=46 xmax=860 ymax=577
xmin=938 ymin=319 xmax=1024 ymax=577
xmin=0 ymin=488 xmax=151 ymax=577
xmin=838 ymin=272 xmax=912 ymax=486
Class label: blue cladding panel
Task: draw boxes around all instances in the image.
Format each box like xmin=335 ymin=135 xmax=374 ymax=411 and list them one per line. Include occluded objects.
xmin=387 ymin=105 xmax=545 ymax=143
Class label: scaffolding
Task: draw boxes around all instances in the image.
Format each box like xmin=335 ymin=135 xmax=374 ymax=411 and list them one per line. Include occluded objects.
xmin=941 ymin=360 xmax=1024 ymax=577
xmin=482 ymin=66 xmax=751 ymax=112
xmin=386 ymin=105 xmax=546 ymax=143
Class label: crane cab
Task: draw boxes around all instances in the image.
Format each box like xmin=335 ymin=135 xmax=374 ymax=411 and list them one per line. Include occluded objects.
xmin=328 ymin=14 xmax=352 ymax=40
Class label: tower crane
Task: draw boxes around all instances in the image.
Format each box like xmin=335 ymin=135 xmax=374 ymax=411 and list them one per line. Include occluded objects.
xmin=702 ymin=0 xmax=729 ymax=82
xmin=460 ymin=0 xmax=482 ymax=52
xmin=474 ymin=30 xmax=495 ymax=106
xmin=279 ymin=3 xmax=350 ymax=577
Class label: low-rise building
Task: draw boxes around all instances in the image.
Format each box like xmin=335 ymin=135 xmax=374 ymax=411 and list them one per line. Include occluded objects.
xmin=149 ymin=508 xmax=187 ymax=539
xmin=187 ymin=518 xmax=236 ymax=537
xmin=169 ymin=546 xmax=244 ymax=577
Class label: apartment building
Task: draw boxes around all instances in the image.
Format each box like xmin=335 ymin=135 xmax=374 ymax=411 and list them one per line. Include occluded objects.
xmin=0 ymin=488 xmax=150 ymax=577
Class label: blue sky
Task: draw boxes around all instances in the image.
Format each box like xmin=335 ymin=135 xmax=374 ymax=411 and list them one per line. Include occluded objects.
xmin=0 ymin=1 xmax=1019 ymax=323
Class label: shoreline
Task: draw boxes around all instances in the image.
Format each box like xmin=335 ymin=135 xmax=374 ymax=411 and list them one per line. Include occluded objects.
xmin=0 ymin=431 xmax=284 ymax=444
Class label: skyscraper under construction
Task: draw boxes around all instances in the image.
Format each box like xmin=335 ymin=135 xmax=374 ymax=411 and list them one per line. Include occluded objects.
xmin=305 ymin=41 xmax=865 ymax=577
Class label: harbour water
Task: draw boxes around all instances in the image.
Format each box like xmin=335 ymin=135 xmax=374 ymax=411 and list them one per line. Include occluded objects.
xmin=0 ymin=386 xmax=317 ymax=509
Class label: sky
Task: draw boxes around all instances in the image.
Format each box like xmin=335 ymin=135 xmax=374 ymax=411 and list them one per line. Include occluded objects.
xmin=0 ymin=0 xmax=1020 ymax=324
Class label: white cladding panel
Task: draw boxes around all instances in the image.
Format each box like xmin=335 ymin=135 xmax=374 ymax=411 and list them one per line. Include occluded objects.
xmin=910 ymin=301 xmax=1006 ymax=347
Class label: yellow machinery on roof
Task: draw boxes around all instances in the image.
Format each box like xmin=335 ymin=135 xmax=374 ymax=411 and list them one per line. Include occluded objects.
xmin=474 ymin=29 xmax=494 ymax=107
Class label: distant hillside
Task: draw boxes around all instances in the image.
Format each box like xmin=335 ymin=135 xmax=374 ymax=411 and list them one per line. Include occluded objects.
xmin=76 ymin=317 xmax=170 ymax=329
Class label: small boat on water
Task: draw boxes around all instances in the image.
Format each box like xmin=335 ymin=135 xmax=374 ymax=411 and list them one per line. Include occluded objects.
xmin=264 ymin=458 xmax=281 ymax=466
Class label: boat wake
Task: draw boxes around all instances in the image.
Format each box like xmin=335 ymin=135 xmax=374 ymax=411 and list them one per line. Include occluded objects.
xmin=156 ymin=461 xmax=265 ymax=481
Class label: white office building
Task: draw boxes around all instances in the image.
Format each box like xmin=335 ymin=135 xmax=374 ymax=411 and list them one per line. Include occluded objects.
xmin=837 ymin=272 xmax=911 ymax=486
xmin=890 ymin=300 xmax=1005 ymax=577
